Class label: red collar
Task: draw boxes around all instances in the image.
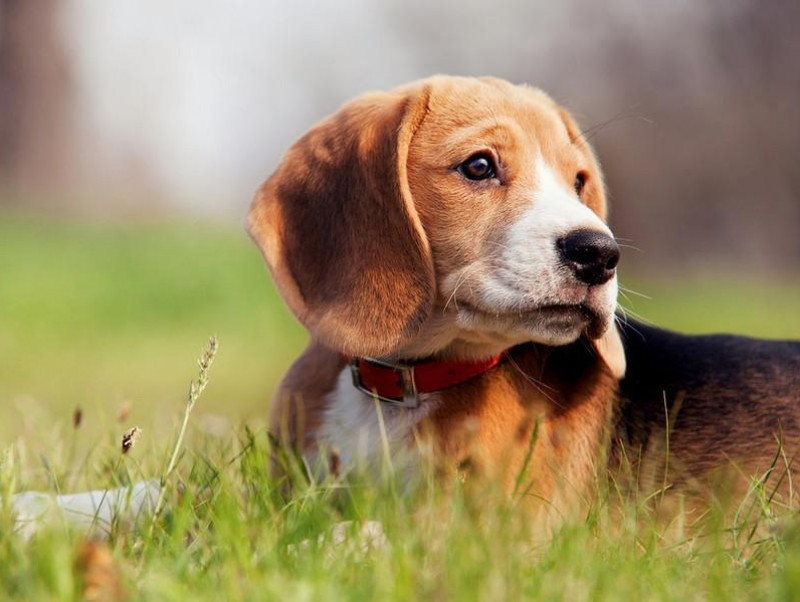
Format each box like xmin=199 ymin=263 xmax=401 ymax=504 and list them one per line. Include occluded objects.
xmin=349 ymin=352 xmax=506 ymax=408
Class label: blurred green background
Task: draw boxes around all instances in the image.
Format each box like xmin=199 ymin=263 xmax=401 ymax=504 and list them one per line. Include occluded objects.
xmin=2 ymin=210 xmax=799 ymax=448
xmin=0 ymin=213 xmax=307 ymax=444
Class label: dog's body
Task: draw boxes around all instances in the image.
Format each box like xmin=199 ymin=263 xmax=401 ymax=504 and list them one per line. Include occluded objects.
xmin=274 ymin=322 xmax=800 ymax=501
xmin=276 ymin=338 xmax=619 ymax=519
xmin=249 ymin=75 xmax=800 ymax=521
xmin=616 ymin=321 xmax=800 ymax=493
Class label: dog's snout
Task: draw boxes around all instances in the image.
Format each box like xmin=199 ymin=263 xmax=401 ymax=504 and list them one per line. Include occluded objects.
xmin=557 ymin=229 xmax=620 ymax=286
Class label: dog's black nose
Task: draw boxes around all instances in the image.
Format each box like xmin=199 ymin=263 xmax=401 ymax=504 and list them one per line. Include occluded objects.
xmin=557 ymin=229 xmax=620 ymax=286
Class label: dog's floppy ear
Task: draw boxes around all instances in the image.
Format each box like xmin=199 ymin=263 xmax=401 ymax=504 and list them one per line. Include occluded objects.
xmin=592 ymin=324 xmax=626 ymax=380
xmin=248 ymin=85 xmax=434 ymax=357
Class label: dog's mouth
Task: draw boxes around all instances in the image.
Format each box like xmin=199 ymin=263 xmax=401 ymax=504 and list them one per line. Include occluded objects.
xmin=534 ymin=304 xmax=608 ymax=338
xmin=478 ymin=302 xmax=599 ymax=325
xmin=456 ymin=301 xmax=608 ymax=340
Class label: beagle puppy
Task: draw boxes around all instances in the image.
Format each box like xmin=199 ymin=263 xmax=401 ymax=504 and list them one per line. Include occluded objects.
xmin=249 ymin=75 xmax=623 ymax=516
xmin=248 ymin=75 xmax=800 ymax=520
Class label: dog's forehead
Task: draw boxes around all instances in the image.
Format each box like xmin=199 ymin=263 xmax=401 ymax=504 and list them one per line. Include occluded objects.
xmin=422 ymin=77 xmax=567 ymax=140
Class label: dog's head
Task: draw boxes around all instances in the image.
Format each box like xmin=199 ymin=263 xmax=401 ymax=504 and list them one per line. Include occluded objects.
xmin=248 ymin=76 xmax=623 ymax=373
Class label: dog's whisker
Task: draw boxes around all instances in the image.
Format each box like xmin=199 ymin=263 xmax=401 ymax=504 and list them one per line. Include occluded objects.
xmin=618 ymin=285 xmax=651 ymax=300
xmin=614 ymin=311 xmax=647 ymax=342
xmin=505 ymin=353 xmax=562 ymax=408
xmin=617 ymin=303 xmax=653 ymax=326
xmin=485 ymin=240 xmax=511 ymax=251
xmin=578 ymin=110 xmax=653 ymax=144
xmin=617 ymin=289 xmax=635 ymax=308
xmin=613 ymin=312 xmax=631 ymax=338
xmin=443 ymin=273 xmax=466 ymax=313
xmin=443 ymin=266 xmax=477 ymax=313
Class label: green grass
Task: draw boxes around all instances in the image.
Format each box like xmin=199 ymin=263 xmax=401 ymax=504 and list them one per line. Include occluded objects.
xmin=1 ymin=212 xmax=800 ymax=601
xmin=0 ymin=213 xmax=307 ymax=444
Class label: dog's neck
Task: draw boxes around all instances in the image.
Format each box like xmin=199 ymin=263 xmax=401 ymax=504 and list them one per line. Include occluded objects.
xmin=392 ymin=337 xmax=523 ymax=363
xmin=388 ymin=313 xmax=532 ymax=363
xmin=383 ymin=309 xmax=624 ymax=380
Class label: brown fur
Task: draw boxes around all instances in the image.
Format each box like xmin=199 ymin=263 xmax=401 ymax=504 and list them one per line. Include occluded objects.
xmin=424 ymin=342 xmax=618 ymax=514
xmin=269 ymin=342 xmax=345 ymax=450
xmin=247 ymin=85 xmax=435 ymax=358
xmin=269 ymin=338 xmax=619 ymax=522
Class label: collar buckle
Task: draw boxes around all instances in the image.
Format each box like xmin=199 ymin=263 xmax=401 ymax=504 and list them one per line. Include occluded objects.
xmin=350 ymin=357 xmax=420 ymax=409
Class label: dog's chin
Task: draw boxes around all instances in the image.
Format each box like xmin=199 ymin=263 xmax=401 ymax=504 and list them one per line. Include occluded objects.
xmin=457 ymin=303 xmax=611 ymax=347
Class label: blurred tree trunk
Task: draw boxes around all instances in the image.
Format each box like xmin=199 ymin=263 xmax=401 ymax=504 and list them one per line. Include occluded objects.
xmin=0 ymin=0 xmax=75 ymax=200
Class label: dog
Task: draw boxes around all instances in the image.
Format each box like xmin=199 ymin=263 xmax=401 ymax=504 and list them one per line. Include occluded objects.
xmin=248 ymin=75 xmax=800 ymax=522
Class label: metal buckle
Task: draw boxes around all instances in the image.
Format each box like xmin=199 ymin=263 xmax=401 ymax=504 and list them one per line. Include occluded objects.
xmin=350 ymin=357 xmax=420 ymax=409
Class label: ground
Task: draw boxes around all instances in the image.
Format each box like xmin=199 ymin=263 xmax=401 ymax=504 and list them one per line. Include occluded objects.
xmin=1 ymin=212 xmax=800 ymax=601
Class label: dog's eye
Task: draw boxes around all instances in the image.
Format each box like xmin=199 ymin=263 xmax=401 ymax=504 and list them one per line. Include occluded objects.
xmin=458 ymin=153 xmax=496 ymax=181
xmin=574 ymin=172 xmax=587 ymax=197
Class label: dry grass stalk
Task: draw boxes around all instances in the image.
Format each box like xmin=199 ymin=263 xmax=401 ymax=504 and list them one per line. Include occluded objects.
xmin=121 ymin=427 xmax=142 ymax=455
xmin=148 ymin=336 xmax=218 ymax=538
